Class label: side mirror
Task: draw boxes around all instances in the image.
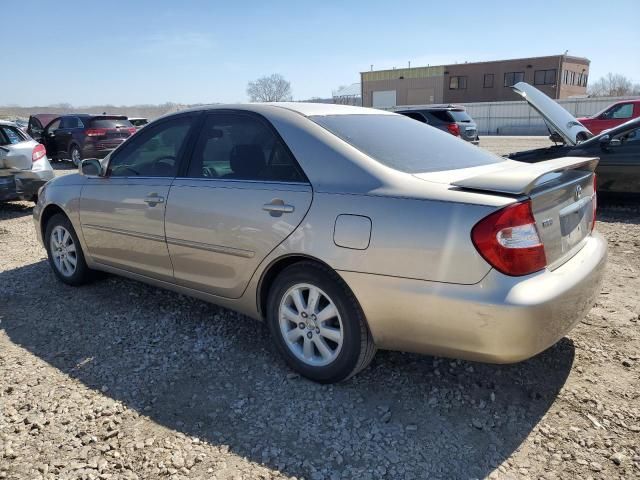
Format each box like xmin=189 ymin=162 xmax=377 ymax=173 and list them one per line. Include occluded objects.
xmin=599 ymin=134 xmax=610 ymax=144
xmin=80 ymin=158 xmax=104 ymax=176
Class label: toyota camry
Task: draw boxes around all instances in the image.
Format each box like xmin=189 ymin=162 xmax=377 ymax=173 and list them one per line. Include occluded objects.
xmin=33 ymin=103 xmax=606 ymax=383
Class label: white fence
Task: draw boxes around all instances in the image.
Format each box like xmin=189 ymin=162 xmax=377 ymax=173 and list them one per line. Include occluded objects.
xmin=458 ymin=96 xmax=639 ymax=136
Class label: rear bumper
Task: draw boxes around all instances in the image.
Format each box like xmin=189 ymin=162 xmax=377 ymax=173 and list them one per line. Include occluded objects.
xmin=339 ymin=232 xmax=607 ymax=363
xmin=0 ymin=169 xmax=54 ymax=201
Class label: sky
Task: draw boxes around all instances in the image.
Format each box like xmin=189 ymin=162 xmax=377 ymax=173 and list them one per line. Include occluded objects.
xmin=3 ymin=0 xmax=639 ymax=106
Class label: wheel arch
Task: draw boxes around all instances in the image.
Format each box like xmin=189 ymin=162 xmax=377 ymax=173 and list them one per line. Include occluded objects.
xmin=40 ymin=204 xmax=69 ymax=240
xmin=256 ymin=254 xmax=339 ymax=318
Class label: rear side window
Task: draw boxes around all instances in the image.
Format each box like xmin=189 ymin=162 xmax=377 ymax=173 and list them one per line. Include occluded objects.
xmin=399 ymin=112 xmax=427 ymax=123
xmin=427 ymin=110 xmax=453 ymax=123
xmin=448 ymin=110 xmax=472 ymax=122
xmin=311 ymin=114 xmax=503 ymax=173
xmin=90 ymin=118 xmax=134 ymax=129
xmin=61 ymin=117 xmax=84 ymax=128
xmin=0 ymin=126 xmax=26 ymax=145
xmin=186 ymin=113 xmax=306 ymax=182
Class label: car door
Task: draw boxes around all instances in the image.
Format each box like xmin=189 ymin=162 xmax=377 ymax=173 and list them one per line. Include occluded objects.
xmin=79 ymin=113 xmax=198 ymax=281
xmin=595 ymin=127 xmax=640 ymax=194
xmin=55 ymin=117 xmax=74 ymax=157
xmin=43 ymin=118 xmax=61 ymax=159
xmin=165 ymin=111 xmax=313 ymax=298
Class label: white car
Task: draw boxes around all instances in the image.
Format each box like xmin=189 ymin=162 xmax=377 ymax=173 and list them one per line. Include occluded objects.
xmin=0 ymin=120 xmax=54 ymax=202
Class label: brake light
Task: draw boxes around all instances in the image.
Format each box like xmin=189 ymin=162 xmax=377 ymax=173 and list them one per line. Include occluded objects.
xmin=472 ymin=200 xmax=547 ymax=276
xmin=591 ymin=174 xmax=597 ymax=231
xmin=32 ymin=144 xmax=46 ymax=162
xmin=86 ymin=128 xmax=107 ymax=137
xmin=127 ymin=127 xmax=136 ymax=135
xmin=447 ymin=123 xmax=460 ymax=136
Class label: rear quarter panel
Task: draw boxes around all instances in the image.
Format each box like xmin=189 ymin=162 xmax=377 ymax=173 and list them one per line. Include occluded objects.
xmin=259 ymin=192 xmax=496 ymax=285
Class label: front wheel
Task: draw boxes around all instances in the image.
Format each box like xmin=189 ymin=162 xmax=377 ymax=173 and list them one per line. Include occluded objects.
xmin=266 ymin=262 xmax=376 ymax=383
xmin=45 ymin=213 xmax=94 ymax=285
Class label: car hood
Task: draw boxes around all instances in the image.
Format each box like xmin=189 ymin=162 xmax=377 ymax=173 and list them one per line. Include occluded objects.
xmin=511 ymin=82 xmax=592 ymax=146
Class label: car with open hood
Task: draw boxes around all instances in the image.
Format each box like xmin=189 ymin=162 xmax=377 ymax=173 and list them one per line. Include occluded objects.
xmin=508 ymin=82 xmax=640 ymax=195
xmin=33 ymin=103 xmax=606 ymax=383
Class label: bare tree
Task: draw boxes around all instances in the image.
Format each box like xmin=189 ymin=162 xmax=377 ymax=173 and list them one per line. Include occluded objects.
xmin=588 ymin=73 xmax=640 ymax=97
xmin=247 ymin=74 xmax=292 ymax=102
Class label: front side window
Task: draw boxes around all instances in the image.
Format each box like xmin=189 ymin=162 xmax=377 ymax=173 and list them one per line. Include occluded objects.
xmin=108 ymin=116 xmax=194 ymax=177
xmin=311 ymin=114 xmax=504 ymax=173
xmin=187 ymin=113 xmax=306 ymax=182
xmin=483 ymin=74 xmax=494 ymax=88
xmin=449 ymin=76 xmax=467 ymax=90
xmin=504 ymin=72 xmax=524 ymax=87
xmin=605 ymin=103 xmax=634 ymax=120
xmin=45 ymin=119 xmax=61 ymax=134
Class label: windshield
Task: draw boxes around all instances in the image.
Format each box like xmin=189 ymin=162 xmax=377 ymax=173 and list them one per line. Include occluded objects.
xmin=310 ymin=114 xmax=503 ymax=173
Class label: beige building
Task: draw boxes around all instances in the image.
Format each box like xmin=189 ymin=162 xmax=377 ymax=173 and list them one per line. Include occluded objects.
xmin=361 ymin=55 xmax=590 ymax=108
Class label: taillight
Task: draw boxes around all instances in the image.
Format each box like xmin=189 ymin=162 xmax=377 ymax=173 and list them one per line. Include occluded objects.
xmin=32 ymin=144 xmax=46 ymax=162
xmin=591 ymin=174 xmax=597 ymax=231
xmin=86 ymin=128 xmax=107 ymax=137
xmin=472 ymin=200 xmax=547 ymax=276
xmin=127 ymin=127 xmax=136 ymax=135
xmin=447 ymin=123 xmax=460 ymax=136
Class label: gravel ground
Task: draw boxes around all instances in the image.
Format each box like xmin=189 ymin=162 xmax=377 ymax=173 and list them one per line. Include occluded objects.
xmin=1 ymin=140 xmax=639 ymax=480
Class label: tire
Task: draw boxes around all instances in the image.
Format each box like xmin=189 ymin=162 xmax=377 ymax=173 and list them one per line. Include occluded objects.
xmin=44 ymin=213 xmax=93 ymax=286
xmin=69 ymin=144 xmax=82 ymax=166
xmin=266 ymin=261 xmax=376 ymax=383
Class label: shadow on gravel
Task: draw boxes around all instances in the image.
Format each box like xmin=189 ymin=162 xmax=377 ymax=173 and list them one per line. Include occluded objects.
xmin=2 ymin=260 xmax=575 ymax=479
xmin=0 ymin=201 xmax=34 ymax=220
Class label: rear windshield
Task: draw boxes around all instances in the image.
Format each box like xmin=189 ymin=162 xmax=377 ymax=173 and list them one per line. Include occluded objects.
xmin=310 ymin=114 xmax=502 ymax=173
xmin=90 ymin=118 xmax=133 ymax=128
xmin=448 ymin=110 xmax=472 ymax=122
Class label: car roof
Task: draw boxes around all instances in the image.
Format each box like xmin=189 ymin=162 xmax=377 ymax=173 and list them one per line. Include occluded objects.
xmin=0 ymin=120 xmax=17 ymax=126
xmin=178 ymin=102 xmax=395 ymax=118
xmin=395 ymin=104 xmax=466 ymax=112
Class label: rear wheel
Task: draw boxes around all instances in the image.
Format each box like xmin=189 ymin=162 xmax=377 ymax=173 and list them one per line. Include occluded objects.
xmin=69 ymin=144 xmax=81 ymax=166
xmin=45 ymin=213 xmax=93 ymax=285
xmin=266 ymin=261 xmax=376 ymax=383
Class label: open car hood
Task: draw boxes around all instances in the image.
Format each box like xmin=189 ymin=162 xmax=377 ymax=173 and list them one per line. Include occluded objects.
xmin=511 ymin=82 xmax=592 ymax=146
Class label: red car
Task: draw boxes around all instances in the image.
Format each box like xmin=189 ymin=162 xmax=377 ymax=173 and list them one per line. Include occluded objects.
xmin=578 ymin=99 xmax=640 ymax=135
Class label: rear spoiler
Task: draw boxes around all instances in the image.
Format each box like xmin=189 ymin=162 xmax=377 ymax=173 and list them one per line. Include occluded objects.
xmin=451 ymin=157 xmax=598 ymax=196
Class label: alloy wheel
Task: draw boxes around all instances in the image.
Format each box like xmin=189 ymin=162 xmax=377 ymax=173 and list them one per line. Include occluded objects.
xmin=278 ymin=283 xmax=344 ymax=367
xmin=50 ymin=225 xmax=77 ymax=277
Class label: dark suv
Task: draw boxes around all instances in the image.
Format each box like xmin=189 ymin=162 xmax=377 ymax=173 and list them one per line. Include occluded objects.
xmin=27 ymin=114 xmax=136 ymax=165
xmin=396 ymin=105 xmax=479 ymax=144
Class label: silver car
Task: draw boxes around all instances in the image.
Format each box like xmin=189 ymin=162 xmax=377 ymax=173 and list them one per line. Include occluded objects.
xmin=0 ymin=120 xmax=54 ymax=202
xmin=33 ymin=103 xmax=606 ymax=383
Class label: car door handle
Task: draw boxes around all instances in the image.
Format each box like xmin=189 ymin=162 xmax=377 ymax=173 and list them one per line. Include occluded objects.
xmin=144 ymin=193 xmax=165 ymax=206
xmin=263 ymin=200 xmax=294 ymax=216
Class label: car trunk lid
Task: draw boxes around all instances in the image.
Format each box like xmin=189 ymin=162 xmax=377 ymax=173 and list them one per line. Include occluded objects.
xmin=450 ymin=156 xmax=598 ymax=270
